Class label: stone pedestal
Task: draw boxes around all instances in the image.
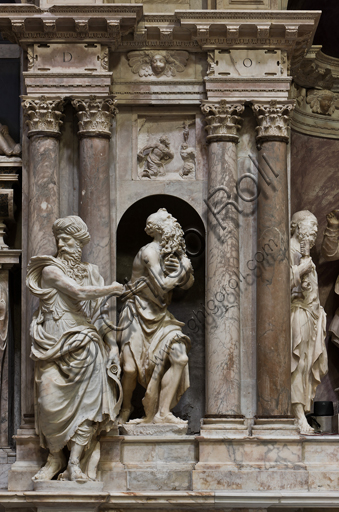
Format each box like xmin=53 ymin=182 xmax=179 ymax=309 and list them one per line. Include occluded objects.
xmin=200 ymin=100 xmax=247 ymax=437
xmin=252 ymin=100 xmax=297 ymax=434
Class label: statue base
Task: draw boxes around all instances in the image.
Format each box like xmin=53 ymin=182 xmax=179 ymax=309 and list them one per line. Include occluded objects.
xmin=33 ymin=480 xmax=104 ymax=492
xmin=120 ymin=423 xmax=188 ymax=436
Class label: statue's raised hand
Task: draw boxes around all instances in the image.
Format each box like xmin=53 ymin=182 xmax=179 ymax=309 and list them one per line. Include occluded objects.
xmin=111 ymin=282 xmax=125 ymax=295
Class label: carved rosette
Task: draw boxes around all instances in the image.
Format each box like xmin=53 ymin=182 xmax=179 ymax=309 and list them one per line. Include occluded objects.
xmin=201 ymin=100 xmax=245 ymax=143
xmin=22 ymin=96 xmax=65 ymax=138
xmin=72 ymin=96 xmax=118 ymax=139
xmin=252 ymin=100 xmax=295 ymax=144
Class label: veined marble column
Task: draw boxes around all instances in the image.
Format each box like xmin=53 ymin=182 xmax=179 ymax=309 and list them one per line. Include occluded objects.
xmin=251 ymin=100 xmax=297 ymax=435
xmin=22 ymin=96 xmax=64 ymax=258
xmin=21 ymin=96 xmax=64 ymax=423
xmin=200 ymin=99 xmax=247 ymax=436
xmin=72 ymin=96 xmax=118 ymax=285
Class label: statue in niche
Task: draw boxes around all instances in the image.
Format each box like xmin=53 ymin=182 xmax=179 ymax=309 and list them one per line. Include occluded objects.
xmin=0 ymin=124 xmax=21 ymax=157
xmin=127 ymin=50 xmax=189 ymax=78
xmin=26 ymin=216 xmax=124 ymax=482
xmin=179 ymin=121 xmax=195 ymax=179
xmin=138 ymin=135 xmax=174 ymax=179
xmin=306 ymin=89 xmax=339 ymax=116
xmin=290 ymin=211 xmax=328 ymax=433
xmin=321 ymin=209 xmax=339 ymax=347
xmin=117 ymin=208 xmax=194 ymax=425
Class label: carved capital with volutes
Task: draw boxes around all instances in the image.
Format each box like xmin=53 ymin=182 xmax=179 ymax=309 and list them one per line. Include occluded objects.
xmin=22 ymin=96 xmax=65 ymax=138
xmin=252 ymin=100 xmax=295 ymax=144
xmin=72 ymin=96 xmax=118 ymax=139
xmin=201 ymin=99 xmax=245 ymax=143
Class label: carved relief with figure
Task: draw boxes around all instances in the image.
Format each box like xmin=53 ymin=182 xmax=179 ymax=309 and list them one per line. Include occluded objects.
xmin=179 ymin=122 xmax=195 ymax=179
xmin=290 ymin=211 xmax=328 ymax=434
xmin=127 ymin=50 xmax=189 ymax=77
xmin=138 ymin=136 xmax=174 ymax=179
xmin=26 ymin=216 xmax=124 ymax=483
xmin=117 ymin=209 xmax=194 ymax=428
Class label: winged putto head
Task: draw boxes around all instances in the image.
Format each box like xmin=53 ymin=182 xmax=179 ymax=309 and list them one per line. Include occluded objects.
xmin=127 ymin=50 xmax=189 ymax=77
xmin=306 ymin=89 xmax=339 ymax=116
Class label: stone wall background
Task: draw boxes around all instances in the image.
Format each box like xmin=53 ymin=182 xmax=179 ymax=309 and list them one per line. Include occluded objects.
xmin=291 ymin=129 xmax=339 ymax=411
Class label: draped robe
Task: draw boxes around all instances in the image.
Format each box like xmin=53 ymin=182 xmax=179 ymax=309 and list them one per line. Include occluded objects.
xmin=27 ymin=256 xmax=119 ymax=456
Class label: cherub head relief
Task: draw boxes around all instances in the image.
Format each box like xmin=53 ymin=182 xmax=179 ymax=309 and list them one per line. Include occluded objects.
xmin=306 ymin=89 xmax=339 ymax=116
xmin=127 ymin=50 xmax=189 ymax=78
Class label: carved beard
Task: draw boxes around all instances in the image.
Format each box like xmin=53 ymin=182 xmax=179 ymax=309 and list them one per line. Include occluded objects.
xmin=297 ymin=229 xmax=317 ymax=251
xmin=58 ymin=245 xmax=89 ymax=282
xmin=160 ymin=222 xmax=186 ymax=257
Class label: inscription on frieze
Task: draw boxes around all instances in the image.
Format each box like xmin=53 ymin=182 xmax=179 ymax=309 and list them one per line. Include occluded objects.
xmin=208 ymin=49 xmax=286 ymax=78
xmin=28 ymin=44 xmax=108 ymax=73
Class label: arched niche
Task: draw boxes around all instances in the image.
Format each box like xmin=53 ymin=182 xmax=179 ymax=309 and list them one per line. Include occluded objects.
xmin=117 ymin=194 xmax=205 ymax=434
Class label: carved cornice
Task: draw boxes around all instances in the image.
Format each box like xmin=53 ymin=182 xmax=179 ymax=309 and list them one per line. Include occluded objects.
xmin=71 ymin=96 xmax=118 ymax=138
xmin=201 ymin=99 xmax=244 ymax=143
xmin=0 ymin=7 xmax=319 ymax=67
xmin=22 ymin=96 xmax=65 ymax=137
xmin=252 ymin=100 xmax=295 ymax=143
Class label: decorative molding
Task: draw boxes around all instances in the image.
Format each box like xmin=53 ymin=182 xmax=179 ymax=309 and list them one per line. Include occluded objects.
xmin=252 ymin=100 xmax=295 ymax=143
xmin=0 ymin=7 xmax=319 ymax=66
xmin=201 ymin=99 xmax=244 ymax=143
xmin=72 ymin=96 xmax=118 ymax=138
xmin=127 ymin=50 xmax=189 ymax=77
xmin=22 ymin=96 xmax=65 ymax=137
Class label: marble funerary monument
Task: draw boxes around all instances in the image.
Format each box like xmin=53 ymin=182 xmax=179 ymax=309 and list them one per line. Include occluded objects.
xmin=1 ymin=0 xmax=339 ymax=511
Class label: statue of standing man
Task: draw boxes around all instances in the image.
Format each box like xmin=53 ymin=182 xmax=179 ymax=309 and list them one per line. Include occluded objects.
xmin=290 ymin=210 xmax=328 ymax=433
xmin=117 ymin=208 xmax=194 ymax=425
xmin=27 ymin=216 xmax=124 ymax=482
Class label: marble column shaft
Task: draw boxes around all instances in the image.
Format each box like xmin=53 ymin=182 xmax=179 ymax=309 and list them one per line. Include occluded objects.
xmin=72 ymin=96 xmax=118 ymax=285
xmin=252 ymin=100 xmax=295 ymax=418
xmin=201 ymin=100 xmax=244 ymax=417
xmin=22 ymin=96 xmax=64 ymax=420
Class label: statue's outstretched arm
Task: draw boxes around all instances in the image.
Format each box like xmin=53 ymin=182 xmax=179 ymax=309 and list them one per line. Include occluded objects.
xmin=41 ymin=265 xmax=123 ymax=301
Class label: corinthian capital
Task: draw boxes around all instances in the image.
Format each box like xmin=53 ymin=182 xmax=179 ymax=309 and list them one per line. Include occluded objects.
xmin=22 ymin=96 xmax=65 ymax=137
xmin=201 ymin=99 xmax=245 ymax=143
xmin=72 ymin=96 xmax=118 ymax=138
xmin=252 ymin=100 xmax=295 ymax=144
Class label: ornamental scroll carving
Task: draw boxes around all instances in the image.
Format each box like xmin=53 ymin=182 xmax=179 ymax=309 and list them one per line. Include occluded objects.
xmin=201 ymin=100 xmax=245 ymax=143
xmin=22 ymin=96 xmax=65 ymax=137
xmin=72 ymin=96 xmax=118 ymax=138
xmin=252 ymin=100 xmax=295 ymax=143
xmin=127 ymin=50 xmax=189 ymax=77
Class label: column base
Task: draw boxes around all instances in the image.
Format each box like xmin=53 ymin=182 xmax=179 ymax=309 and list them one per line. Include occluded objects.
xmin=252 ymin=418 xmax=299 ymax=437
xmin=201 ymin=417 xmax=249 ymax=438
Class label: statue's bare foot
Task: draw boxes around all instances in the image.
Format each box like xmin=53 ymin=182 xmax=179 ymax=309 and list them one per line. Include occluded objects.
xmin=13 ymin=143 xmax=21 ymax=156
xmin=296 ymin=417 xmax=314 ymax=434
xmin=61 ymin=460 xmax=91 ymax=483
xmin=33 ymin=452 xmax=66 ymax=481
xmin=128 ymin=416 xmax=152 ymax=424
xmin=57 ymin=467 xmax=70 ymax=481
xmin=117 ymin=406 xmax=134 ymax=424
xmin=153 ymin=412 xmax=188 ymax=425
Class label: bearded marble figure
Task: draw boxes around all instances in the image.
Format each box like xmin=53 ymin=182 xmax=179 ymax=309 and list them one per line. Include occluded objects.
xmin=26 ymin=216 xmax=124 ymax=482
xmin=117 ymin=208 xmax=194 ymax=425
xmin=290 ymin=211 xmax=328 ymax=433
